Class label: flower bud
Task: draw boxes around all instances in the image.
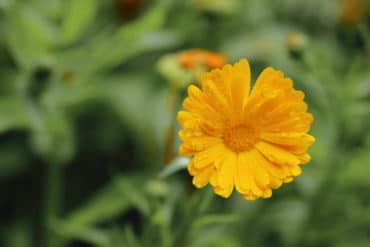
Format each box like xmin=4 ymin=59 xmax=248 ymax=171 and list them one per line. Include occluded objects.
xmin=285 ymin=32 xmax=308 ymax=59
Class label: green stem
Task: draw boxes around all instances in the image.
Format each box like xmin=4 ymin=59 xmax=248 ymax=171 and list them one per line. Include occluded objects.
xmin=358 ymin=22 xmax=370 ymax=56
xmin=44 ymin=164 xmax=63 ymax=247
xmin=164 ymin=82 xmax=179 ymax=164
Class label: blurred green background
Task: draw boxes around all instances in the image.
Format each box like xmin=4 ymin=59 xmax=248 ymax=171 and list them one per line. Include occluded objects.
xmin=1 ymin=0 xmax=370 ymax=246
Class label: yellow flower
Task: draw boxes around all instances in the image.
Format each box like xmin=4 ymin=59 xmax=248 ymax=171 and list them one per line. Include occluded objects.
xmin=177 ymin=59 xmax=315 ymax=201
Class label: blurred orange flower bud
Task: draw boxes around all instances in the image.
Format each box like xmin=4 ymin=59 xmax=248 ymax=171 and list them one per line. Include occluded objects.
xmin=157 ymin=49 xmax=228 ymax=88
xmin=178 ymin=49 xmax=227 ymax=70
xmin=338 ymin=0 xmax=370 ymax=25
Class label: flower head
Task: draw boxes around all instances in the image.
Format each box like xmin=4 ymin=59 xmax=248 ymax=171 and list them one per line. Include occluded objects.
xmin=177 ymin=59 xmax=315 ymax=200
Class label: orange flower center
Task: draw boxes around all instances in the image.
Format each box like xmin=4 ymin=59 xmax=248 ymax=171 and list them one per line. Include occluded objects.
xmin=223 ymin=124 xmax=259 ymax=153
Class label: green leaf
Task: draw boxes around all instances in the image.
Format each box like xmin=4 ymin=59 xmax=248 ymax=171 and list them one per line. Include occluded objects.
xmin=29 ymin=109 xmax=75 ymax=165
xmin=263 ymin=199 xmax=309 ymax=246
xmin=122 ymin=226 xmax=141 ymax=247
xmin=102 ymin=75 xmax=168 ymax=164
xmin=337 ymin=147 xmax=370 ymax=188
xmin=51 ymin=223 xmax=136 ymax=247
xmin=191 ymin=231 xmax=240 ymax=247
xmin=191 ymin=214 xmax=239 ymax=231
xmin=2 ymin=219 xmax=33 ymax=247
xmin=159 ymin=156 xmax=190 ymax=178
xmin=4 ymin=3 xmax=56 ymax=68
xmin=50 ymin=220 xmax=109 ymax=247
xmin=64 ymin=175 xmax=150 ymax=227
xmin=0 ymin=97 xmax=29 ymax=133
xmin=62 ymin=0 xmax=171 ymax=79
xmin=137 ymin=30 xmax=181 ymax=51
xmin=0 ymin=142 xmax=29 ymax=178
xmin=0 ymin=0 xmax=12 ymax=10
xmin=29 ymin=0 xmax=65 ymax=20
xmin=60 ymin=0 xmax=98 ymax=44
xmin=221 ymin=26 xmax=288 ymax=61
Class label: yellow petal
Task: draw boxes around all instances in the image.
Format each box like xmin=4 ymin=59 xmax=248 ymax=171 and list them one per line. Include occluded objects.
xmin=248 ymin=150 xmax=271 ymax=189
xmin=235 ymin=151 xmax=262 ymax=197
xmin=202 ymin=67 xmax=232 ymax=108
xmin=201 ymin=59 xmax=251 ymax=115
xmin=188 ymin=160 xmax=200 ymax=176
xmin=290 ymin=165 xmax=302 ymax=176
xmin=193 ymin=166 xmax=214 ymax=188
xmin=213 ymin=151 xmax=236 ymax=198
xmin=298 ymin=153 xmax=311 ymax=164
xmin=183 ymin=86 xmax=223 ymax=124
xmin=192 ymin=143 xmax=225 ymax=169
xmin=253 ymin=149 xmax=290 ymax=183
xmin=202 ymin=79 xmax=231 ymax=116
xmin=255 ymin=141 xmax=301 ymax=166
xmin=269 ymin=176 xmax=283 ymax=189
xmin=261 ymin=188 xmax=272 ymax=199
xmin=260 ymin=132 xmax=315 ymax=147
xmin=177 ymin=111 xmax=195 ymax=126
xmin=179 ymin=145 xmax=196 ymax=156
xmin=182 ymin=136 xmax=221 ymax=152
xmin=284 ymin=176 xmax=294 ymax=183
xmin=264 ymin=112 xmax=314 ymax=133
xmin=242 ymin=193 xmax=258 ymax=201
xmin=250 ymin=67 xmax=292 ymax=98
xmin=229 ymin=59 xmax=251 ymax=112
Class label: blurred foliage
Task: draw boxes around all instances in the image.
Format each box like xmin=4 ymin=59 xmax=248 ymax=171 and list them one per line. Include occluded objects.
xmin=0 ymin=0 xmax=370 ymax=246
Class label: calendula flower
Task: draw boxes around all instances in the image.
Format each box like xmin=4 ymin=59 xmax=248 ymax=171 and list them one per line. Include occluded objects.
xmin=178 ymin=49 xmax=227 ymax=70
xmin=338 ymin=0 xmax=370 ymax=25
xmin=177 ymin=59 xmax=315 ymax=200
